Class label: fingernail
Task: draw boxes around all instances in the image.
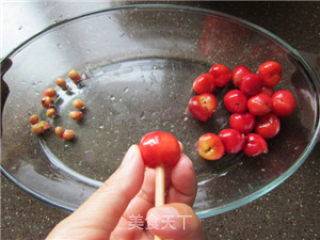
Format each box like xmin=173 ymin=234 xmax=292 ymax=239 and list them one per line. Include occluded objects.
xmin=178 ymin=141 xmax=184 ymax=152
xmin=147 ymin=206 xmax=179 ymax=229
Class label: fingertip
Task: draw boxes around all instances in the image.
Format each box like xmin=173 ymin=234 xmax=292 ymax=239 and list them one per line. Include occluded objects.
xmin=117 ymin=144 xmax=145 ymax=193
xmin=146 ymin=203 xmax=203 ymax=240
xmin=121 ymin=144 xmax=143 ymax=168
xmin=178 ymin=154 xmax=194 ymax=172
xmin=172 ymin=154 xmax=197 ymax=196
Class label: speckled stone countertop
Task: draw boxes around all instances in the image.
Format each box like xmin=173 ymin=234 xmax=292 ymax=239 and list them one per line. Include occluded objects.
xmin=1 ymin=2 xmax=320 ymax=240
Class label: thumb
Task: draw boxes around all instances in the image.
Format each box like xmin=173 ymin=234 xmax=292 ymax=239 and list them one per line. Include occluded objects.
xmin=47 ymin=145 xmax=145 ymax=240
xmin=146 ymin=203 xmax=203 ymax=240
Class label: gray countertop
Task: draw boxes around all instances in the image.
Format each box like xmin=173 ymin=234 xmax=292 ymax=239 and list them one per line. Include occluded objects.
xmin=1 ymin=2 xmax=320 ymax=240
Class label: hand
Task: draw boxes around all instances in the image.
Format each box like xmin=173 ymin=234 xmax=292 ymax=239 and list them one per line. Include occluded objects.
xmin=46 ymin=145 xmax=203 ymax=240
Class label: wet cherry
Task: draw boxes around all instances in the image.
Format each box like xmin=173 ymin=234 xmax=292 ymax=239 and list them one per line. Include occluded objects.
xmin=255 ymin=113 xmax=281 ymax=139
xmin=139 ymin=131 xmax=181 ymax=168
xmin=224 ymin=89 xmax=248 ymax=113
xmin=218 ymin=128 xmax=245 ymax=154
xmin=188 ymin=93 xmax=218 ymax=121
xmin=192 ymin=73 xmax=215 ymax=94
xmin=258 ymin=61 xmax=282 ymax=87
xmin=229 ymin=113 xmax=255 ymax=134
xmin=239 ymin=73 xmax=263 ymax=97
xmin=247 ymin=93 xmax=273 ymax=116
xmin=244 ymin=133 xmax=268 ymax=157
xmin=232 ymin=65 xmax=251 ymax=87
xmin=209 ymin=64 xmax=232 ymax=87
xmin=197 ymin=133 xmax=225 ymax=160
xmin=272 ymin=90 xmax=296 ymax=117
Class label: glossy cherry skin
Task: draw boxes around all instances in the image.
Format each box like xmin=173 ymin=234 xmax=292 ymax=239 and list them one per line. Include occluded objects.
xmin=229 ymin=113 xmax=256 ymax=134
xmin=209 ymin=64 xmax=232 ymax=87
xmin=244 ymin=133 xmax=268 ymax=157
xmin=224 ymin=89 xmax=248 ymax=113
xmin=232 ymin=65 xmax=251 ymax=87
xmin=139 ymin=131 xmax=181 ymax=168
xmin=218 ymin=128 xmax=245 ymax=154
xmin=261 ymin=86 xmax=274 ymax=97
xmin=239 ymin=73 xmax=263 ymax=97
xmin=247 ymin=93 xmax=273 ymax=116
xmin=197 ymin=133 xmax=225 ymax=160
xmin=258 ymin=61 xmax=282 ymax=87
xmin=188 ymin=93 xmax=218 ymax=121
xmin=272 ymin=90 xmax=296 ymax=117
xmin=193 ymin=73 xmax=215 ymax=94
xmin=255 ymin=113 xmax=281 ymax=139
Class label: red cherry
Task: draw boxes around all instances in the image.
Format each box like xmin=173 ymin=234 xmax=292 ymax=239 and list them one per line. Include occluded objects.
xmin=232 ymin=65 xmax=251 ymax=87
xmin=139 ymin=131 xmax=181 ymax=168
xmin=255 ymin=113 xmax=281 ymax=139
xmin=192 ymin=73 xmax=215 ymax=94
xmin=258 ymin=61 xmax=282 ymax=87
xmin=209 ymin=64 xmax=232 ymax=87
xmin=218 ymin=128 xmax=245 ymax=154
xmin=197 ymin=133 xmax=224 ymax=160
xmin=272 ymin=90 xmax=296 ymax=117
xmin=239 ymin=73 xmax=263 ymax=97
xmin=223 ymin=89 xmax=248 ymax=113
xmin=188 ymin=93 xmax=218 ymax=121
xmin=247 ymin=93 xmax=273 ymax=116
xmin=229 ymin=113 xmax=256 ymax=134
xmin=261 ymin=86 xmax=274 ymax=97
xmin=244 ymin=133 xmax=268 ymax=157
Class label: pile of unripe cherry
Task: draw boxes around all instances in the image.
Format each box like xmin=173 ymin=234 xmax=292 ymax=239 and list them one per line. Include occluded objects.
xmin=188 ymin=61 xmax=296 ymax=160
xmin=28 ymin=69 xmax=86 ymax=141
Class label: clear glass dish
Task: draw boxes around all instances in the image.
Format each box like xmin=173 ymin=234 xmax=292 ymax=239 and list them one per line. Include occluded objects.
xmin=1 ymin=4 xmax=319 ymax=218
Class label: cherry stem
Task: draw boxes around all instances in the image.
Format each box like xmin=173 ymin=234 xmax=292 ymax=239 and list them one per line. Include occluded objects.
xmin=154 ymin=164 xmax=165 ymax=240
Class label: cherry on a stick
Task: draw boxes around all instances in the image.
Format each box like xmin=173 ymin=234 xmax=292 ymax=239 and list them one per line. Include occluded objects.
xmin=139 ymin=131 xmax=182 ymax=240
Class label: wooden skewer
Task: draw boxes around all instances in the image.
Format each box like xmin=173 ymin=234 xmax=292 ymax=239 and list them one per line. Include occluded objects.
xmin=154 ymin=164 xmax=165 ymax=240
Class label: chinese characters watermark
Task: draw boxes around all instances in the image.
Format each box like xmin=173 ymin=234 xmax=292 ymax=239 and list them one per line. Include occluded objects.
xmin=128 ymin=214 xmax=192 ymax=231
xmin=128 ymin=214 xmax=144 ymax=230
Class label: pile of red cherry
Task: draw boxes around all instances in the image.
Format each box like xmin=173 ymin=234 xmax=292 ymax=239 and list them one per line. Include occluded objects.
xmin=188 ymin=62 xmax=296 ymax=160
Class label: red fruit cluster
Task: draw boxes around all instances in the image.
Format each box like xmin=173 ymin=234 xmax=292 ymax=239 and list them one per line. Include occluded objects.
xmin=189 ymin=61 xmax=296 ymax=160
xmin=189 ymin=64 xmax=232 ymax=122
